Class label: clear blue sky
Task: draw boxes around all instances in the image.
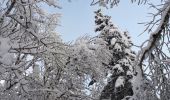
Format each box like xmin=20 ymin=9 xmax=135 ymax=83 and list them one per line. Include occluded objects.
xmin=45 ymin=0 xmax=159 ymax=46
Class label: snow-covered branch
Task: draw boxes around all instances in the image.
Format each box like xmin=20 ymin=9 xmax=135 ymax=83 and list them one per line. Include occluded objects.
xmin=137 ymin=1 xmax=170 ymax=76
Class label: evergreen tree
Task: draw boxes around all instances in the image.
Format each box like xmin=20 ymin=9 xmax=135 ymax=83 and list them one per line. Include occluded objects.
xmin=94 ymin=9 xmax=136 ymax=100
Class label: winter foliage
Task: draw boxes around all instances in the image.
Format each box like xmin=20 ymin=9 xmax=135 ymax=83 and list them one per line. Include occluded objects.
xmin=0 ymin=0 xmax=66 ymax=100
xmin=0 ymin=0 xmax=170 ymax=100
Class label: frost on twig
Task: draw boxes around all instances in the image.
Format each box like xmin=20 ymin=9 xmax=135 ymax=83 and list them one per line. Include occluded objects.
xmin=90 ymin=0 xmax=149 ymax=8
xmin=133 ymin=1 xmax=170 ymax=99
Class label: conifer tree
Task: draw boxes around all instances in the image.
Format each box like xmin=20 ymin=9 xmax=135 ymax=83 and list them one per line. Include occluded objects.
xmin=94 ymin=9 xmax=136 ymax=100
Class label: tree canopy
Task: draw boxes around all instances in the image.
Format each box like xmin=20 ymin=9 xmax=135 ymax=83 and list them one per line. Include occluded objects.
xmin=0 ymin=0 xmax=170 ymax=100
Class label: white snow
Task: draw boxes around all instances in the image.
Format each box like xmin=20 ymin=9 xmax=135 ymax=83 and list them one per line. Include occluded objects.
xmin=115 ymin=76 xmax=125 ymax=87
xmin=113 ymin=64 xmax=124 ymax=72
xmin=109 ymin=28 xmax=117 ymax=33
xmin=114 ymin=43 xmax=122 ymax=52
xmin=0 ymin=80 xmax=5 ymax=86
xmin=119 ymin=58 xmax=129 ymax=66
xmin=124 ymin=48 xmax=130 ymax=54
xmin=111 ymin=38 xmax=116 ymax=45
xmin=126 ymin=70 xmax=133 ymax=76
xmin=130 ymin=65 xmax=143 ymax=100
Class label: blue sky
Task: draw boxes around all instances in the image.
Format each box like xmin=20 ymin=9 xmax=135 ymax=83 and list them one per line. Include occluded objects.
xmin=46 ymin=0 xmax=159 ymax=46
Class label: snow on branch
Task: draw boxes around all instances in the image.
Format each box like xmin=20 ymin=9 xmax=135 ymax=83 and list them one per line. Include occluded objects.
xmin=90 ymin=0 xmax=148 ymax=8
xmin=137 ymin=2 xmax=170 ymax=76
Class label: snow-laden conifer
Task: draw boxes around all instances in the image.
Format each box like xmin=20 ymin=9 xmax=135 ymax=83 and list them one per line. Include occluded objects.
xmin=94 ymin=9 xmax=135 ymax=100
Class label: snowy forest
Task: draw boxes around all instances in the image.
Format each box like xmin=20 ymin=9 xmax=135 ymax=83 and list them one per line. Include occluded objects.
xmin=0 ymin=0 xmax=170 ymax=100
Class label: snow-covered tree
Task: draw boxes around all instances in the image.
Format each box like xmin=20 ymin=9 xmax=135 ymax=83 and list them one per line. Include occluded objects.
xmin=92 ymin=0 xmax=170 ymax=100
xmin=0 ymin=0 xmax=66 ymax=100
xmin=90 ymin=0 xmax=148 ymax=8
xmin=131 ymin=1 xmax=170 ymax=100
xmin=94 ymin=9 xmax=136 ymax=100
xmin=66 ymin=36 xmax=112 ymax=99
xmin=0 ymin=0 xmax=170 ymax=100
